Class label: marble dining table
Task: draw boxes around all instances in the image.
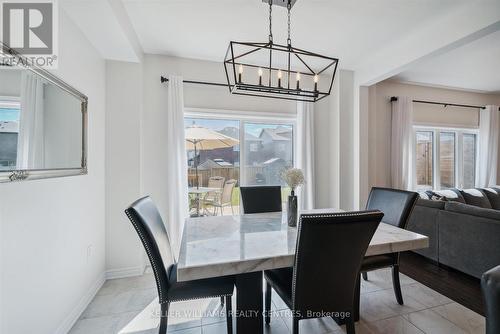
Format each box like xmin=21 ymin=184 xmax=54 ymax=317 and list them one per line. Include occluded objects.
xmin=177 ymin=210 xmax=429 ymax=334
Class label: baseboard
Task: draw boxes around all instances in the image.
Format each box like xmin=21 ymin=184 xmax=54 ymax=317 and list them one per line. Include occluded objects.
xmin=54 ymin=271 xmax=106 ymax=334
xmin=105 ymin=265 xmax=145 ymax=280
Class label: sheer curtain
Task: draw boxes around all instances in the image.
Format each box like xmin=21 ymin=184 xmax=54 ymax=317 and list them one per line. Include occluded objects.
xmin=391 ymin=96 xmax=414 ymax=190
xmin=477 ymin=105 xmax=499 ymax=187
xmin=16 ymin=71 xmax=45 ymax=169
xmin=165 ymin=75 xmax=189 ymax=259
xmin=296 ymin=100 xmax=315 ymax=210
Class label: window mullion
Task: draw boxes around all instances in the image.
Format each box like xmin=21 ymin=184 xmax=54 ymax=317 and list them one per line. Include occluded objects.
xmin=456 ymin=131 xmax=463 ymax=189
xmin=434 ymin=129 xmax=440 ymax=190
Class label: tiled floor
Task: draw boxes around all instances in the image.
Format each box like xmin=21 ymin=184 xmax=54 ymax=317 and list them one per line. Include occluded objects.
xmin=69 ymin=268 xmax=485 ymax=334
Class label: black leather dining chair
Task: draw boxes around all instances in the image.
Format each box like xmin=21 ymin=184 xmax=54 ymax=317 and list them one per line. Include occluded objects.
xmin=125 ymin=196 xmax=235 ymax=334
xmin=360 ymin=187 xmax=419 ymax=305
xmin=240 ymin=185 xmax=282 ymax=214
xmin=482 ymin=265 xmax=500 ymax=334
xmin=264 ymin=211 xmax=384 ymax=334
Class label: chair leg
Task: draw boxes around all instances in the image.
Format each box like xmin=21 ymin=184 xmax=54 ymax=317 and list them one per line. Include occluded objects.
xmin=265 ymin=281 xmax=272 ymax=325
xmin=362 ymin=272 xmax=368 ymax=281
xmin=220 ymin=296 xmax=225 ymax=307
xmin=225 ymin=295 xmax=233 ymax=334
xmin=346 ymin=316 xmax=355 ymax=334
xmin=292 ymin=317 xmax=300 ymax=334
xmin=392 ymin=265 xmax=404 ymax=305
xmin=159 ymin=303 xmax=169 ymax=334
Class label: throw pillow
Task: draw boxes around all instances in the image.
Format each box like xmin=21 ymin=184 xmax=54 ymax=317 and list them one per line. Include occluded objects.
xmin=461 ymin=189 xmax=492 ymax=209
xmin=482 ymin=188 xmax=500 ymax=210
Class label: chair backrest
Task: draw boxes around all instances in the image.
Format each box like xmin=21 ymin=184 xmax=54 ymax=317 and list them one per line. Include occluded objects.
xmin=125 ymin=196 xmax=175 ymax=304
xmin=292 ymin=211 xmax=383 ymax=316
xmin=482 ymin=265 xmax=500 ymax=334
xmin=240 ymin=185 xmax=282 ymax=214
xmin=365 ymin=187 xmax=419 ymax=229
xmin=221 ymin=179 xmax=237 ymax=204
xmin=208 ymin=176 xmax=225 ymax=189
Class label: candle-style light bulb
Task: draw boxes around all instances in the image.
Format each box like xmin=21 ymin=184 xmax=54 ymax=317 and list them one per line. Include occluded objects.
xmin=277 ymin=70 xmax=282 ymax=88
xmin=314 ymin=74 xmax=319 ymax=92
xmin=258 ymin=68 xmax=263 ymax=85
xmin=296 ymin=72 xmax=301 ymax=90
xmin=238 ymin=65 xmax=243 ymax=83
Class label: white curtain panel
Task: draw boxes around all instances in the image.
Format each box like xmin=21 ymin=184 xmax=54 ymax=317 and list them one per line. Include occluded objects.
xmin=165 ymin=75 xmax=189 ymax=259
xmin=16 ymin=71 xmax=45 ymax=169
xmin=296 ymin=100 xmax=315 ymax=210
xmin=391 ymin=96 xmax=414 ymax=190
xmin=477 ymin=105 xmax=499 ymax=187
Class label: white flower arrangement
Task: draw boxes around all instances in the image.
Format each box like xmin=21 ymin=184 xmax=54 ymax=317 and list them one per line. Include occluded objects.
xmin=281 ymin=168 xmax=305 ymax=195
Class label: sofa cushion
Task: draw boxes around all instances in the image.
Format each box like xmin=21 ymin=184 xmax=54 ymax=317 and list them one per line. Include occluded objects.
xmin=482 ymin=188 xmax=500 ymax=210
xmin=461 ymin=189 xmax=492 ymax=209
xmin=427 ymin=189 xmax=466 ymax=203
xmin=444 ymin=201 xmax=500 ymax=221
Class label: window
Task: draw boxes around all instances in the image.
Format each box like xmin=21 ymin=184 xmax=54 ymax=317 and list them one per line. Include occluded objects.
xmin=0 ymin=99 xmax=21 ymax=171
xmin=462 ymin=134 xmax=476 ymax=189
xmin=439 ymin=132 xmax=455 ymax=189
xmin=185 ymin=112 xmax=295 ymax=215
xmin=415 ymin=131 xmax=433 ymax=190
xmin=414 ymin=127 xmax=477 ymax=190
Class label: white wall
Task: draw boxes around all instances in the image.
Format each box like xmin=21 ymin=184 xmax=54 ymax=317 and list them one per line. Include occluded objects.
xmin=367 ymin=80 xmax=500 ymax=190
xmin=105 ymin=60 xmax=145 ymax=277
xmin=0 ymin=69 xmax=21 ymax=96
xmin=0 ymin=9 xmax=106 ymax=334
xmin=105 ymin=54 xmax=345 ymax=271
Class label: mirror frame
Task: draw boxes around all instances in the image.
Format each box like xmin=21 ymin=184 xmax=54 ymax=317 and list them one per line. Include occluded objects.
xmin=0 ymin=42 xmax=88 ymax=183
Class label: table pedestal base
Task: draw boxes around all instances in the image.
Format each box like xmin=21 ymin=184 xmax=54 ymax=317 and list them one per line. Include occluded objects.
xmin=235 ymin=271 xmax=263 ymax=334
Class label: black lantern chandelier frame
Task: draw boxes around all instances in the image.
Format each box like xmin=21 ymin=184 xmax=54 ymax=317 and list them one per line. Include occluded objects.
xmin=224 ymin=0 xmax=339 ymax=102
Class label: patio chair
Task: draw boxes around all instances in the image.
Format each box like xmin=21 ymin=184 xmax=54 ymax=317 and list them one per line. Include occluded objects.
xmin=205 ymin=179 xmax=237 ymax=216
xmin=201 ymin=176 xmax=225 ymax=213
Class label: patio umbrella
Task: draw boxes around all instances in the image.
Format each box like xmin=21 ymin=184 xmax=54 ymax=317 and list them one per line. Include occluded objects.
xmin=185 ymin=125 xmax=239 ymax=188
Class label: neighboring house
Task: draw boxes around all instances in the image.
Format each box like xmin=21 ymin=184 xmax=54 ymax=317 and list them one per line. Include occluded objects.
xmin=244 ymin=132 xmax=263 ymax=164
xmin=259 ymin=127 xmax=292 ymax=163
xmin=262 ymin=157 xmax=289 ymax=186
xmin=198 ymin=158 xmax=233 ymax=170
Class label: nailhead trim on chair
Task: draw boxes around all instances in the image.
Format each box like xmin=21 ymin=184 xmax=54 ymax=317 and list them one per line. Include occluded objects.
xmin=125 ymin=210 xmax=166 ymax=303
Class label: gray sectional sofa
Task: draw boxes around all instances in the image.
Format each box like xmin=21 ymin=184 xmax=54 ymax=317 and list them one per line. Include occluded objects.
xmin=407 ymin=187 xmax=500 ymax=279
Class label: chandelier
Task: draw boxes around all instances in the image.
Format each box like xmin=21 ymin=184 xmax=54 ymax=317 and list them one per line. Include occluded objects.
xmin=224 ymin=0 xmax=339 ymax=102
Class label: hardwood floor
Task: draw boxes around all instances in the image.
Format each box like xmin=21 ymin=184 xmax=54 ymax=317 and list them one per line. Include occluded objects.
xmin=399 ymin=251 xmax=484 ymax=316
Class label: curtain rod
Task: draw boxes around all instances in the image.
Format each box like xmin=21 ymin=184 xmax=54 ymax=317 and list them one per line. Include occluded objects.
xmin=160 ymin=76 xmax=228 ymax=88
xmin=390 ymin=96 xmax=489 ymax=110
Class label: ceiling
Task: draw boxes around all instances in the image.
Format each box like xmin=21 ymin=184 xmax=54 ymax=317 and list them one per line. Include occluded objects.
xmin=121 ymin=0 xmax=469 ymax=70
xmin=392 ymin=30 xmax=500 ymax=93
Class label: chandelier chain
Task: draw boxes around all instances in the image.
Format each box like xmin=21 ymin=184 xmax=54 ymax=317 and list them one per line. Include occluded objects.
xmin=287 ymin=1 xmax=291 ymax=46
xmin=268 ymin=0 xmax=273 ymax=43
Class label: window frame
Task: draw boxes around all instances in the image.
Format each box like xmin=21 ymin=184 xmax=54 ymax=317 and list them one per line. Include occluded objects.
xmin=413 ymin=125 xmax=478 ymax=190
xmin=184 ymin=107 xmax=297 ymax=189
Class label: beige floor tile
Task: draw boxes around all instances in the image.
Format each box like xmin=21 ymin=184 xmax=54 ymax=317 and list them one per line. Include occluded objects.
xmin=361 ymin=269 xmax=416 ymax=294
xmin=69 ymin=314 xmax=123 ymax=334
xmin=402 ymin=283 xmax=452 ymax=308
xmin=363 ymin=315 xmax=424 ymax=334
xmin=404 ymin=309 xmax=468 ymax=334
xmin=98 ymin=274 xmax=156 ymax=296
xmin=360 ymin=288 xmax=428 ymax=322
xmin=431 ymin=302 xmax=485 ymax=334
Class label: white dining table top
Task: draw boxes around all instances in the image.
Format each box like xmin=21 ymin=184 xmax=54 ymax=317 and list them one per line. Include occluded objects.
xmin=177 ymin=210 xmax=429 ymax=282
